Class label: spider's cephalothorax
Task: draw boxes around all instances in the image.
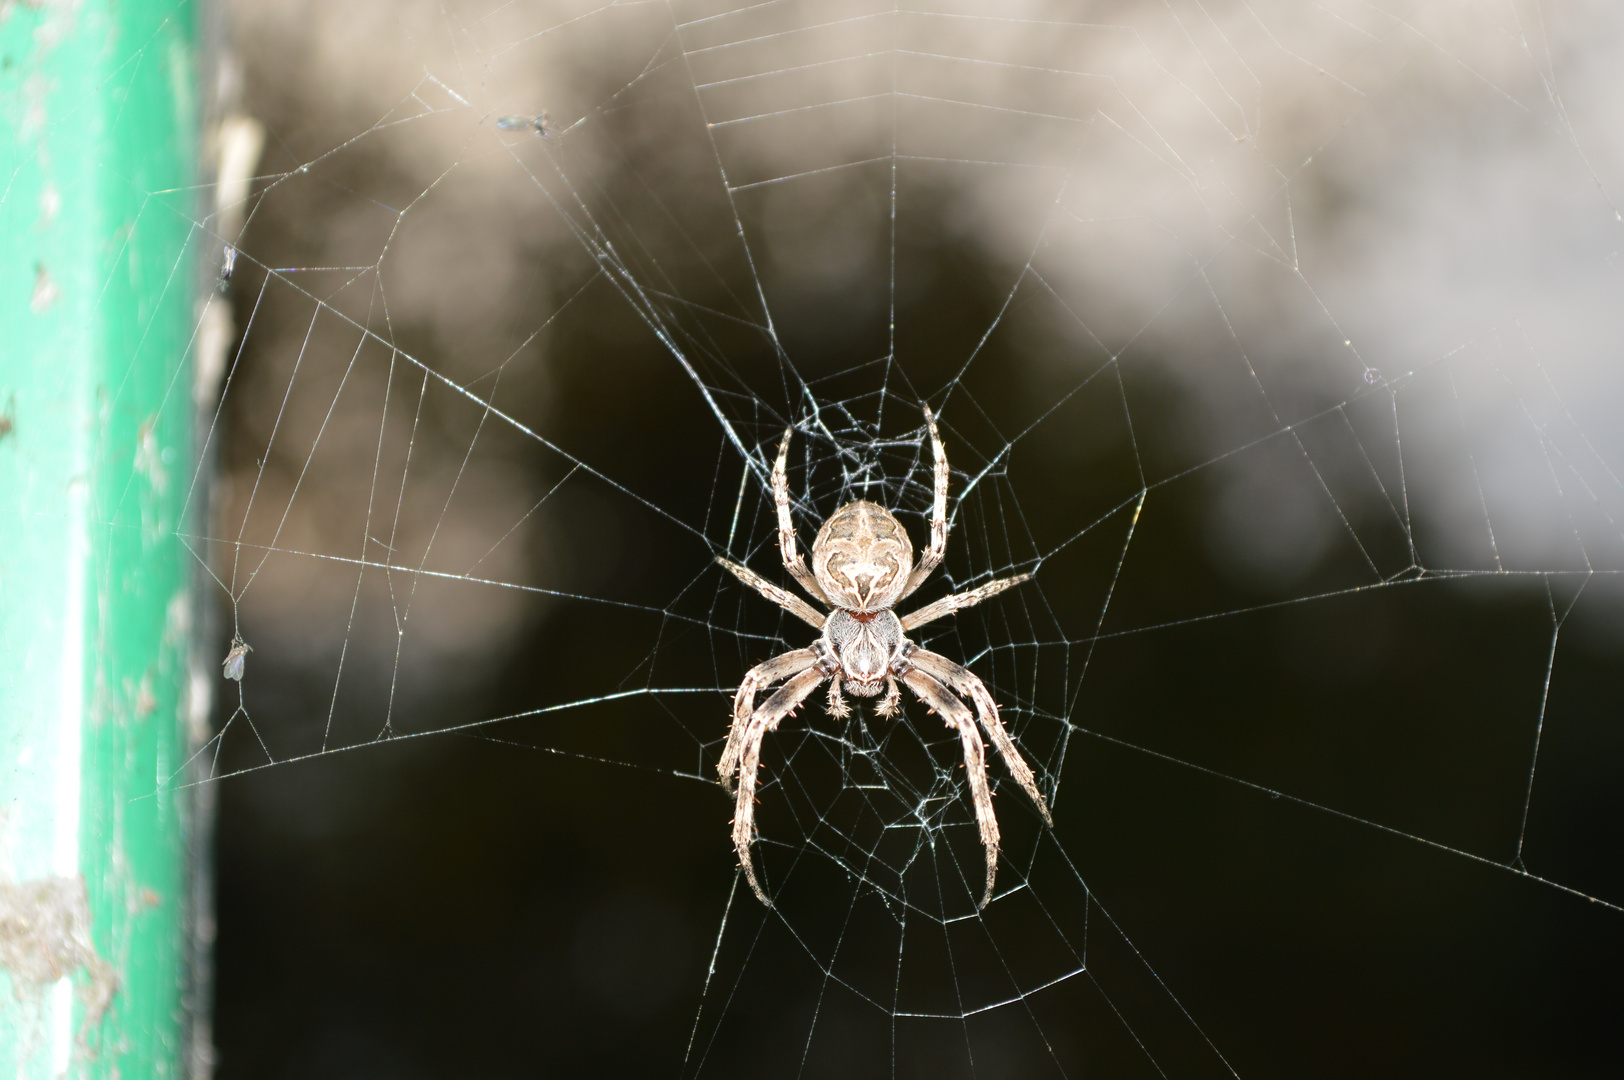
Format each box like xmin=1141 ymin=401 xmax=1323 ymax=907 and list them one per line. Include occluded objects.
xmin=716 ymin=407 xmax=1051 ymax=909
xmin=819 ymin=608 xmax=904 ymax=694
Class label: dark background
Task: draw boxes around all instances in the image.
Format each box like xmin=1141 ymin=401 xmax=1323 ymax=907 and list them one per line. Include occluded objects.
xmin=205 ymin=3 xmax=1624 ymax=1076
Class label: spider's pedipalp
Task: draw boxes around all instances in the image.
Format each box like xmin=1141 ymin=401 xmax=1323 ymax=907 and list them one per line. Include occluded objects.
xmin=717 ymin=557 xmax=826 ymax=629
xmin=874 ymin=676 xmax=902 ymax=717
xmin=773 ymin=428 xmax=834 ymax=607
xmin=825 ymin=675 xmax=851 ymax=718
xmin=908 ymin=648 xmax=1050 ymax=825
xmin=721 ymin=647 xmax=819 ymax=791
xmin=900 ymin=668 xmax=1000 ymax=908
xmin=733 ymin=666 xmax=829 ymax=905
xmin=899 ymin=404 xmax=950 ymax=601
xmin=900 ymin=572 xmax=1031 ymax=633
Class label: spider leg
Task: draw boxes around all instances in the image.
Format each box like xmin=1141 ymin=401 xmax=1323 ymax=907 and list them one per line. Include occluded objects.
xmin=733 ymin=666 xmax=829 ymax=906
xmin=907 ymin=649 xmax=1051 ymax=825
xmin=899 ymin=404 xmax=950 ymax=601
xmin=717 ymin=557 xmax=826 ymax=629
xmin=772 ymin=428 xmax=835 ymax=606
xmin=721 ymin=647 xmax=819 ymax=792
xmin=900 ymin=572 xmax=1031 ymax=632
xmin=900 ymin=668 xmax=1000 ymax=908
xmin=825 ymin=675 xmax=851 ymax=718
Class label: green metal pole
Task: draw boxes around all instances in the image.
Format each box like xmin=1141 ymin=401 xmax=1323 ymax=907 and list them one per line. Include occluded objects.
xmin=1 ymin=3 xmax=199 ymax=1078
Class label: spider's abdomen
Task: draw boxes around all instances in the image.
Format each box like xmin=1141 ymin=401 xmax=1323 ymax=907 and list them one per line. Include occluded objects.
xmin=823 ymin=608 xmax=905 ymax=688
xmin=812 ymin=500 xmax=914 ymax=612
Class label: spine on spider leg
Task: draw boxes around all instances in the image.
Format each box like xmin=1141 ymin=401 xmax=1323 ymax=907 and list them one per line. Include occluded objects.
xmin=0 ymin=5 xmax=200 ymax=1078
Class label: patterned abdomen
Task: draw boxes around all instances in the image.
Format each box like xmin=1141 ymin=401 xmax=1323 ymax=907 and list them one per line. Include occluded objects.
xmin=812 ymin=500 xmax=914 ymax=611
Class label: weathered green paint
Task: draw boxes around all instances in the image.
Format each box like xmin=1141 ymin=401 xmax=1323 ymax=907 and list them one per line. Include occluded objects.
xmin=1 ymin=3 xmax=198 ymax=1078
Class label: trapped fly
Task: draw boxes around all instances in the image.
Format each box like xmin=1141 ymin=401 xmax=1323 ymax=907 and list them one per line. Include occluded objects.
xmin=222 ymin=635 xmax=252 ymax=681
xmin=496 ymin=112 xmax=554 ymax=139
xmin=217 ymin=245 xmax=236 ymax=294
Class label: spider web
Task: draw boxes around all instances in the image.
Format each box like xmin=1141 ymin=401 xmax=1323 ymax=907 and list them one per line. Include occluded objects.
xmin=159 ymin=0 xmax=1624 ymax=1073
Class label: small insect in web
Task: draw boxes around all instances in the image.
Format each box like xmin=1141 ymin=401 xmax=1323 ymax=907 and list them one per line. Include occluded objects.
xmin=496 ymin=112 xmax=554 ymax=140
xmin=217 ymin=245 xmax=236 ymax=293
xmin=222 ymin=635 xmax=252 ymax=682
xmin=716 ymin=406 xmax=1051 ymax=909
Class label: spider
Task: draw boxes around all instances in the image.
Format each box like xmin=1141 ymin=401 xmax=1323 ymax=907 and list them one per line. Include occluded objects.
xmin=717 ymin=407 xmax=1051 ymax=909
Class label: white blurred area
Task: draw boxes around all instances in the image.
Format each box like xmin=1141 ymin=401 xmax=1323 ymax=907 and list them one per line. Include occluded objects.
xmin=217 ymin=0 xmax=1624 ymax=692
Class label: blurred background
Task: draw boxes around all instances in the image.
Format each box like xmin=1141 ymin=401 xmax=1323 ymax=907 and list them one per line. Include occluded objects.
xmin=200 ymin=1 xmax=1624 ymax=1076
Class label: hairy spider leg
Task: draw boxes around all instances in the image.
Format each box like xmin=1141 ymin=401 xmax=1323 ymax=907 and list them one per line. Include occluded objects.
xmin=901 ymin=668 xmax=1002 ymax=908
xmin=720 ymin=647 xmax=819 ymax=791
xmin=717 ymin=556 xmax=826 ymax=629
xmin=908 ymin=648 xmax=1051 ymax=825
xmin=899 ymin=405 xmax=952 ymax=602
xmin=901 ymin=573 xmax=1031 ymax=632
xmin=733 ymin=666 xmax=829 ymax=905
xmin=772 ymin=428 xmax=834 ymax=606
